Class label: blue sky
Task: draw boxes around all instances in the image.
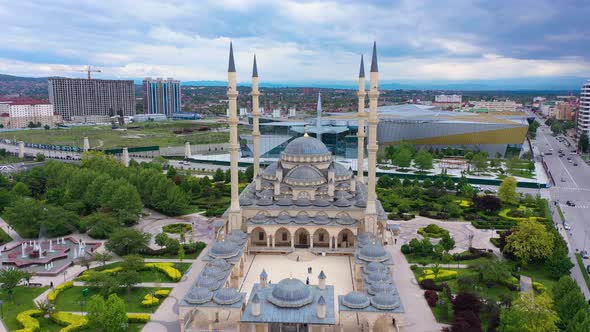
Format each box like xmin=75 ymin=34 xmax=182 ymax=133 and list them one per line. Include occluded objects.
xmin=0 ymin=0 xmax=588 ymax=84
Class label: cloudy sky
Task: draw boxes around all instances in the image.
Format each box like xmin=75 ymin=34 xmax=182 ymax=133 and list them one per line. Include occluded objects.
xmin=0 ymin=0 xmax=589 ymax=83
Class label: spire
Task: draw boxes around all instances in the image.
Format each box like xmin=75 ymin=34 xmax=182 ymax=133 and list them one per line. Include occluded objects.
xmin=228 ymin=42 xmax=236 ymax=73
xmin=370 ymin=41 xmax=378 ymax=73
xmin=317 ymin=92 xmax=322 ymax=113
xmin=316 ymin=92 xmax=322 ymax=142
xmin=359 ymin=55 xmax=365 ymax=78
xmin=252 ymin=54 xmax=258 ymax=77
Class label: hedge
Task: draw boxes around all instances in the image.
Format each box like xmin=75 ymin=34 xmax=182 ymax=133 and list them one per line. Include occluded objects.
xmin=417 ymin=224 xmax=449 ymax=238
xmin=48 ymin=281 xmax=74 ymax=302
xmin=142 ymin=293 xmax=160 ymax=307
xmin=162 ymin=223 xmax=192 ymax=234
xmin=50 ymin=312 xmax=88 ymax=332
xmin=14 ymin=309 xmax=43 ymax=332
xmin=155 ymin=289 xmax=171 ymax=297
xmin=79 ymin=266 xmax=123 ymax=281
xmin=471 ymin=220 xmax=516 ymax=229
xmin=533 ymin=281 xmax=546 ymax=293
xmin=418 ymin=269 xmax=458 ymax=282
xmin=144 ymin=263 xmax=182 ymax=281
xmin=127 ymin=313 xmax=151 ymax=323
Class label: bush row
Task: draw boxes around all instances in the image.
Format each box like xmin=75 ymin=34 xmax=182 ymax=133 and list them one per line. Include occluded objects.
xmin=418 ymin=269 xmax=458 ymax=282
xmin=144 ymin=263 xmax=182 ymax=281
xmin=50 ymin=312 xmax=87 ymax=332
xmin=14 ymin=309 xmax=42 ymax=332
xmin=141 ymin=289 xmax=170 ymax=307
xmin=48 ymin=281 xmax=74 ymax=302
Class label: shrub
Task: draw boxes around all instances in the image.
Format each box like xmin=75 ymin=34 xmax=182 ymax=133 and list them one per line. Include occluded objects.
xmin=195 ymin=241 xmax=206 ymax=250
xmin=155 ymin=289 xmax=171 ymax=297
xmin=533 ymin=281 xmax=546 ymax=293
xmin=424 ymin=290 xmax=439 ymax=307
xmin=400 ymin=244 xmax=412 ymax=254
xmin=47 ymin=281 xmax=74 ymax=302
xmin=418 ymin=269 xmax=458 ymax=282
xmin=410 ymin=264 xmax=418 ymax=271
xmin=78 ymin=266 xmax=123 ymax=281
xmin=162 ymin=223 xmax=192 ymax=234
xmin=142 ymin=293 xmax=160 ymax=307
xmin=50 ymin=312 xmax=88 ymax=332
xmin=127 ymin=313 xmax=151 ymax=323
xmin=419 ymin=279 xmax=444 ymax=291
xmin=417 ymin=224 xmax=449 ymax=238
xmin=144 ymin=263 xmax=182 ymax=281
xmin=15 ymin=309 xmax=43 ymax=332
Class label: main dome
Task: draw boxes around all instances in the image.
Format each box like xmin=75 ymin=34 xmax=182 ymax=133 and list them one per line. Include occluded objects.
xmin=282 ymin=136 xmax=330 ymax=156
xmin=268 ymin=278 xmax=314 ymax=308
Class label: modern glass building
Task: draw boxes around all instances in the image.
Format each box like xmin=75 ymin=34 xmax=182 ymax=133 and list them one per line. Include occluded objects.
xmin=142 ymin=77 xmax=181 ymax=118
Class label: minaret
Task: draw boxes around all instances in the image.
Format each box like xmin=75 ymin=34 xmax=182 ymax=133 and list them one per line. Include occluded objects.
xmin=316 ymin=92 xmax=322 ymax=142
xmin=251 ymin=55 xmax=261 ymax=181
xmin=227 ymin=42 xmax=242 ymax=231
xmin=357 ymin=55 xmax=366 ymax=183
xmin=365 ymin=42 xmax=379 ymax=234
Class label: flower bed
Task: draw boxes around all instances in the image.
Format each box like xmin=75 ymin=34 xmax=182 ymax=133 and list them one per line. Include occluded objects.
xmin=14 ymin=309 xmax=42 ymax=332
xmin=418 ymin=269 xmax=458 ymax=282
xmin=48 ymin=281 xmax=74 ymax=302
xmin=50 ymin=312 xmax=88 ymax=332
xmin=162 ymin=223 xmax=192 ymax=234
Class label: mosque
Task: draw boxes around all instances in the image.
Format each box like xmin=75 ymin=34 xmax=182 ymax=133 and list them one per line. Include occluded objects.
xmin=178 ymin=42 xmax=404 ymax=332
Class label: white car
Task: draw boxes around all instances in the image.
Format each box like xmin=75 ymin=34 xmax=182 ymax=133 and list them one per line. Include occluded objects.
xmin=564 ymin=222 xmax=571 ymax=230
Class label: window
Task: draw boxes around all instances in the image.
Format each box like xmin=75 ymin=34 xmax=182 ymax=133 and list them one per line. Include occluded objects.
xmin=319 ymin=233 xmax=325 ymax=242
xmin=282 ymin=232 xmax=288 ymax=241
xmin=258 ymin=232 xmax=264 ymax=241
xmin=343 ymin=234 xmax=348 ymax=242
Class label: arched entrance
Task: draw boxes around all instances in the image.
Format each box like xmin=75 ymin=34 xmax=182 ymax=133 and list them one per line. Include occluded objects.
xmin=294 ymin=228 xmax=311 ymax=248
xmin=338 ymin=229 xmax=355 ymax=248
xmin=275 ymin=227 xmax=291 ymax=247
xmin=313 ymin=228 xmax=330 ymax=248
xmin=250 ymin=227 xmax=267 ymax=247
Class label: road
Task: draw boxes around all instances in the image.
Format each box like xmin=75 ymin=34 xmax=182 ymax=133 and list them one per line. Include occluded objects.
xmin=533 ymin=118 xmax=590 ymax=298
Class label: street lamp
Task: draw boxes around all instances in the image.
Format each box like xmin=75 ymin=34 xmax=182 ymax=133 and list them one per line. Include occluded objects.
xmin=63 ymin=271 xmax=67 ymax=283
xmin=77 ymin=299 xmax=86 ymax=315
xmin=0 ymin=300 xmax=4 ymax=319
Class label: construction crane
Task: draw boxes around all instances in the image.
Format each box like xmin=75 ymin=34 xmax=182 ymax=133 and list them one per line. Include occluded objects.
xmin=77 ymin=65 xmax=102 ymax=79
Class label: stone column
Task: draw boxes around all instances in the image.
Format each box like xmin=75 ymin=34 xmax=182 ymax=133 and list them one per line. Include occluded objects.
xmin=365 ymin=42 xmax=379 ymax=234
xmin=83 ymin=137 xmax=90 ymax=152
xmin=122 ymin=147 xmax=129 ymax=167
xmin=272 ymin=235 xmax=275 ymax=248
xmin=266 ymin=234 xmax=270 ymax=247
xmin=310 ymin=233 xmax=314 ymax=249
xmin=357 ymin=55 xmax=366 ymax=182
xmin=251 ymin=55 xmax=261 ymax=180
xmin=184 ymin=142 xmax=191 ymax=159
xmin=227 ymin=42 xmax=242 ymax=231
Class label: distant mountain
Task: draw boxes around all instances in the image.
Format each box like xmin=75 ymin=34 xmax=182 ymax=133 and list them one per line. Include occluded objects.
xmin=0 ymin=74 xmax=50 ymax=98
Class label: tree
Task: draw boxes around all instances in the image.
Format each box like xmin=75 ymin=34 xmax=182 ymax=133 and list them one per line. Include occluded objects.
xmin=440 ymin=233 xmax=455 ymax=253
xmin=472 ymin=195 xmax=502 ymax=213
xmin=78 ymin=255 xmax=93 ymax=270
xmin=471 ymin=152 xmax=488 ymax=174
xmin=0 ymin=268 xmax=31 ymax=299
xmin=393 ymin=148 xmax=412 ymax=169
xmin=105 ymin=228 xmax=150 ymax=256
xmin=178 ymin=244 xmax=185 ymax=262
xmin=498 ymin=291 xmax=558 ymax=332
xmin=464 ymin=151 xmax=474 ymax=161
xmin=544 ymin=238 xmax=573 ymax=279
xmin=85 ymin=272 xmax=120 ymax=297
xmin=11 ymin=182 xmax=31 ymax=197
xmin=552 ymin=276 xmax=587 ymax=330
xmin=498 ymin=176 xmax=519 ymax=205
xmin=35 ymin=153 xmax=45 ymax=162
xmin=81 ymin=213 xmax=119 ymax=239
xmin=414 ymin=150 xmax=433 ymax=171
xmin=155 ymin=232 xmax=169 ymax=248
xmin=451 ymin=292 xmax=483 ymax=332
xmin=213 ymin=169 xmax=225 ymax=182
xmin=473 ymin=259 xmax=511 ymax=284
xmin=93 ymin=252 xmax=113 ymax=266
xmin=87 ymin=294 xmax=128 ymax=332
xmin=504 ymin=220 xmax=554 ymax=265
xmin=579 ymin=132 xmax=589 ymax=153
xmin=116 ymin=269 xmax=140 ymax=296
xmin=4 ymin=198 xmax=80 ymax=238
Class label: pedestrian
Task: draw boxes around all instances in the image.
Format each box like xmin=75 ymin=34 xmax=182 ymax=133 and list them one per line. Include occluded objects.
xmin=310 ymin=267 xmax=312 ymax=274
xmin=394 ymin=238 xmax=397 ymax=245
xmin=306 ymin=277 xmax=309 ymax=285
xmin=50 ymin=281 xmax=53 ymax=289
xmin=296 ymin=256 xmax=300 ymax=262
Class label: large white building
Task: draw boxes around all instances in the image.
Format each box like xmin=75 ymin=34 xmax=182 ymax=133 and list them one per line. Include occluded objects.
xmin=470 ymin=100 xmax=520 ymax=112
xmin=0 ymin=99 xmax=62 ymax=128
xmin=578 ymin=80 xmax=590 ymax=137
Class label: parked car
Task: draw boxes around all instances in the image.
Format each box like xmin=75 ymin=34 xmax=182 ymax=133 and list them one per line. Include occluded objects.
xmin=566 ymin=201 xmax=576 ymax=207
xmin=582 ymin=250 xmax=589 ymax=259
xmin=574 ymin=163 xmax=578 ymax=166
xmin=561 ymin=178 xmax=566 ymax=182
xmin=587 ymin=265 xmax=590 ymax=274
xmin=564 ymin=222 xmax=571 ymax=230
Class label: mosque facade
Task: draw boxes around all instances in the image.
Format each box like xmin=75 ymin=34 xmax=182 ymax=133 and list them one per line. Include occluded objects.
xmin=178 ymin=42 xmax=404 ymax=332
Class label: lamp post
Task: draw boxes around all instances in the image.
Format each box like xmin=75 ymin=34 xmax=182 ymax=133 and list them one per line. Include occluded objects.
xmin=63 ymin=271 xmax=67 ymax=283
xmin=0 ymin=300 xmax=4 ymax=319
xmin=151 ymin=291 xmax=156 ymax=313
xmin=77 ymin=299 xmax=86 ymax=315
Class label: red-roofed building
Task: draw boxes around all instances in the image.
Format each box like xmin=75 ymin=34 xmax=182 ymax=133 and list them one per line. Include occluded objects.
xmin=0 ymin=98 xmax=62 ymax=128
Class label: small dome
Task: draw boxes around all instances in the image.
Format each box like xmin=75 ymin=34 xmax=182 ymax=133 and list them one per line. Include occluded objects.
xmin=313 ymin=199 xmax=330 ymax=207
xmin=285 ymin=166 xmax=325 ymax=185
xmin=276 ymin=198 xmax=293 ymax=206
xmin=313 ymin=214 xmax=331 ymax=225
xmin=294 ymin=214 xmax=310 ymax=224
xmin=225 ymin=233 xmax=246 ymax=245
xmin=185 ymin=287 xmax=213 ymax=304
xmin=333 ymin=198 xmax=351 ymax=207
xmin=213 ymin=288 xmax=243 ymax=305
xmin=257 ymin=197 xmax=273 ymax=206
xmin=239 ymin=197 xmax=253 ymax=206
xmin=368 ymin=281 xmax=395 ymax=295
xmin=283 ymin=136 xmax=330 ymax=156
xmin=336 ymin=215 xmax=355 ymax=225
xmin=364 ymin=262 xmax=388 ymax=274
xmin=371 ymin=294 xmax=401 ymax=310
xmin=355 ymin=199 xmax=367 ymax=208
xmin=357 ymin=233 xmax=374 ymax=243
xmin=342 ymin=291 xmax=370 ymax=309
xmin=268 ymin=278 xmax=314 ymax=308
xmin=195 ymin=276 xmax=221 ymax=290
xmin=202 ymin=266 xmax=226 ymax=280
xmin=209 ymin=241 xmax=240 ymax=259
xmin=358 ymin=243 xmax=388 ymax=263
xmin=209 ymin=259 xmax=231 ymax=271
xmin=366 ymin=271 xmax=391 ymax=284
xmin=276 ymin=215 xmax=292 ymax=224
xmin=262 ymin=162 xmax=279 ymax=177
xmin=294 ymin=197 xmax=312 ymax=206
xmin=334 ymin=162 xmax=352 ymax=177
xmin=252 ymin=213 xmax=267 ymax=222
xmin=230 ymin=229 xmax=248 ymax=239
xmin=257 ymin=189 xmax=274 ymax=198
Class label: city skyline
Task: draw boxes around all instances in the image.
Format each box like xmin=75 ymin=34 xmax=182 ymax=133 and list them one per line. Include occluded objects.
xmin=0 ymin=0 xmax=589 ymax=84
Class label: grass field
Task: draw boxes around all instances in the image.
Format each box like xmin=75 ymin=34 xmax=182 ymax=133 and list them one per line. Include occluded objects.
xmin=0 ymin=286 xmax=48 ymax=331
xmin=0 ymin=121 xmax=231 ymax=149
xmin=54 ymin=286 xmax=170 ymax=313
xmin=575 ymin=253 xmax=590 ymax=291
xmin=0 ymin=227 xmax=12 ymax=245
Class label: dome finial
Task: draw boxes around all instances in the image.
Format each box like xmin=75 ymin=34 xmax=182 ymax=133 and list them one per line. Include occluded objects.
xmin=304 ymin=125 xmax=309 ymax=137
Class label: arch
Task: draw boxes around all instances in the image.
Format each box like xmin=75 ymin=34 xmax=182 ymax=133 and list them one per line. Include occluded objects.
xmin=336 ymin=211 xmax=351 ymax=219
xmin=278 ymin=210 xmax=291 ymax=217
xmin=297 ymin=191 xmax=310 ymax=199
xmin=250 ymin=227 xmax=267 ymax=247
xmin=275 ymin=227 xmax=291 ymax=247
xmin=338 ymin=228 xmax=355 ymax=248
xmin=312 ymin=228 xmax=330 ymax=248
xmin=294 ymin=228 xmax=311 ymax=248
xmin=297 ymin=211 xmax=309 ymax=217
xmin=315 ymin=211 xmax=328 ymax=218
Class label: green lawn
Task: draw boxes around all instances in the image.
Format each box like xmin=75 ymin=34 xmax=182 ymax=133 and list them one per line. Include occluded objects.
xmin=405 ymin=253 xmax=494 ymax=266
xmin=557 ymin=205 xmax=565 ymax=223
xmin=85 ymin=262 xmax=192 ymax=283
xmin=140 ymin=248 xmax=203 ymax=260
xmin=54 ymin=287 xmax=170 ymax=313
xmin=0 ymin=121 xmax=229 ymax=149
xmin=0 ymin=286 xmax=48 ymax=331
xmin=0 ymin=227 xmax=12 ymax=245
xmin=575 ymin=253 xmax=590 ymax=291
